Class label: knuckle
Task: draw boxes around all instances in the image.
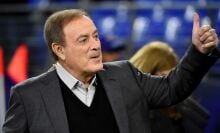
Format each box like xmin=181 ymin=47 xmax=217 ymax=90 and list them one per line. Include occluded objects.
xmin=205 ymin=32 xmax=210 ymax=36
xmin=209 ymin=36 xmax=214 ymax=41
xmin=202 ymin=25 xmax=211 ymax=29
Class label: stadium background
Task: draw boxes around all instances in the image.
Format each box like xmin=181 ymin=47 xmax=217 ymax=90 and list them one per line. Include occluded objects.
xmin=0 ymin=0 xmax=219 ymax=133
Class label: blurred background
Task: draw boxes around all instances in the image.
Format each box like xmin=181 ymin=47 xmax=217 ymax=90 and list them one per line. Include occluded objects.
xmin=0 ymin=0 xmax=219 ymax=133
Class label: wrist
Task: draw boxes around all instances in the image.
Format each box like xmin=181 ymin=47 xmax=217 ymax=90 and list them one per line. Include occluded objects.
xmin=207 ymin=48 xmax=220 ymax=57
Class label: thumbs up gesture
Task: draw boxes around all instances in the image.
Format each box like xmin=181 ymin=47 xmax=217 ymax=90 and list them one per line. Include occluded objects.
xmin=192 ymin=13 xmax=219 ymax=54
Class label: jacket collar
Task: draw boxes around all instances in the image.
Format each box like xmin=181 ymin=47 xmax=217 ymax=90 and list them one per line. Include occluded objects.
xmin=39 ymin=66 xmax=129 ymax=133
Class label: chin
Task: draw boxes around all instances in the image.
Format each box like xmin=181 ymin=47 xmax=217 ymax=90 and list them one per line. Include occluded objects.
xmin=87 ymin=62 xmax=103 ymax=73
xmin=88 ymin=58 xmax=103 ymax=71
xmin=96 ymin=63 xmax=103 ymax=71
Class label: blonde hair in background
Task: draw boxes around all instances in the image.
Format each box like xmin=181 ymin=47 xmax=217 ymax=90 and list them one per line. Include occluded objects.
xmin=130 ymin=41 xmax=179 ymax=75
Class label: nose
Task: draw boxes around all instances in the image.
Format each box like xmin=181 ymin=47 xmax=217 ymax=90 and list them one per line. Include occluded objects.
xmin=91 ymin=37 xmax=101 ymax=51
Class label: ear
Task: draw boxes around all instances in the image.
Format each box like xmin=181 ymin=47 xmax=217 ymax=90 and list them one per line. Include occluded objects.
xmin=51 ymin=43 xmax=65 ymax=60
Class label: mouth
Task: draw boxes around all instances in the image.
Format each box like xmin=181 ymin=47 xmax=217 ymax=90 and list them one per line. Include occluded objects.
xmin=90 ymin=52 xmax=100 ymax=59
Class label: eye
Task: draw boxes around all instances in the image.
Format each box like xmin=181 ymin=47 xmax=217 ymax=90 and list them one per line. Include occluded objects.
xmin=94 ymin=34 xmax=99 ymax=41
xmin=79 ymin=37 xmax=87 ymax=43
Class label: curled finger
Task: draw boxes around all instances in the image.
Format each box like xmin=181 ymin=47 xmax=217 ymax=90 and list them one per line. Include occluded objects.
xmin=200 ymin=29 xmax=212 ymax=42
xmin=202 ymin=41 xmax=218 ymax=49
xmin=199 ymin=25 xmax=211 ymax=36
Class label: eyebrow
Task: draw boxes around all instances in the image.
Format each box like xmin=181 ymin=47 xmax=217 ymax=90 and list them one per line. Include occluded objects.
xmin=93 ymin=30 xmax=98 ymax=35
xmin=75 ymin=29 xmax=98 ymax=41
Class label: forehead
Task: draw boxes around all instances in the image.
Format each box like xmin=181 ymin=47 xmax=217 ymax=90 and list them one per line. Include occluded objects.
xmin=63 ymin=16 xmax=97 ymax=35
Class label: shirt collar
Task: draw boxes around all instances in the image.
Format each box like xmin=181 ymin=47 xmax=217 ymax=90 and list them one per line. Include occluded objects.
xmin=55 ymin=62 xmax=96 ymax=89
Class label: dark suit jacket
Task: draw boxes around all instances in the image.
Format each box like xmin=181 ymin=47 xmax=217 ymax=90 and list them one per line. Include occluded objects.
xmin=149 ymin=97 xmax=210 ymax=133
xmin=2 ymin=46 xmax=219 ymax=133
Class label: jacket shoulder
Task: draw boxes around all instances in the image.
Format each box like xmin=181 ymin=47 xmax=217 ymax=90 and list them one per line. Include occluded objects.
xmin=103 ymin=60 xmax=134 ymax=70
xmin=11 ymin=69 xmax=56 ymax=94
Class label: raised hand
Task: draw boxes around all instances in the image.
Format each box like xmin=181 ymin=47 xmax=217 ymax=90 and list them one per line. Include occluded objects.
xmin=192 ymin=12 xmax=219 ymax=54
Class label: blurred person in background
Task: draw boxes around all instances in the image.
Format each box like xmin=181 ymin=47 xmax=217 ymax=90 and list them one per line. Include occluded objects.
xmin=130 ymin=41 xmax=210 ymax=133
xmin=100 ymin=35 xmax=126 ymax=62
xmin=2 ymin=9 xmax=219 ymax=133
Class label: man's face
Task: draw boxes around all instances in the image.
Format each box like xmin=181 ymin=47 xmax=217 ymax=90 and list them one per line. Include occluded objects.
xmin=61 ymin=16 xmax=103 ymax=77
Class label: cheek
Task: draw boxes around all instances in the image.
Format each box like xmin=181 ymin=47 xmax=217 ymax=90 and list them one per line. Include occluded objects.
xmin=76 ymin=51 xmax=89 ymax=63
xmin=69 ymin=46 xmax=90 ymax=63
xmin=60 ymin=53 xmax=66 ymax=60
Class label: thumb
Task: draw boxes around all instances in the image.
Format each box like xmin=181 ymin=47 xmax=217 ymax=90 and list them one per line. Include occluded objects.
xmin=193 ymin=12 xmax=200 ymax=34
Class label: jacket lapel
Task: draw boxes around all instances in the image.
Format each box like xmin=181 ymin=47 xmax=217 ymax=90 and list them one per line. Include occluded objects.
xmin=98 ymin=70 xmax=129 ymax=133
xmin=39 ymin=69 xmax=70 ymax=133
xmin=38 ymin=66 xmax=129 ymax=133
